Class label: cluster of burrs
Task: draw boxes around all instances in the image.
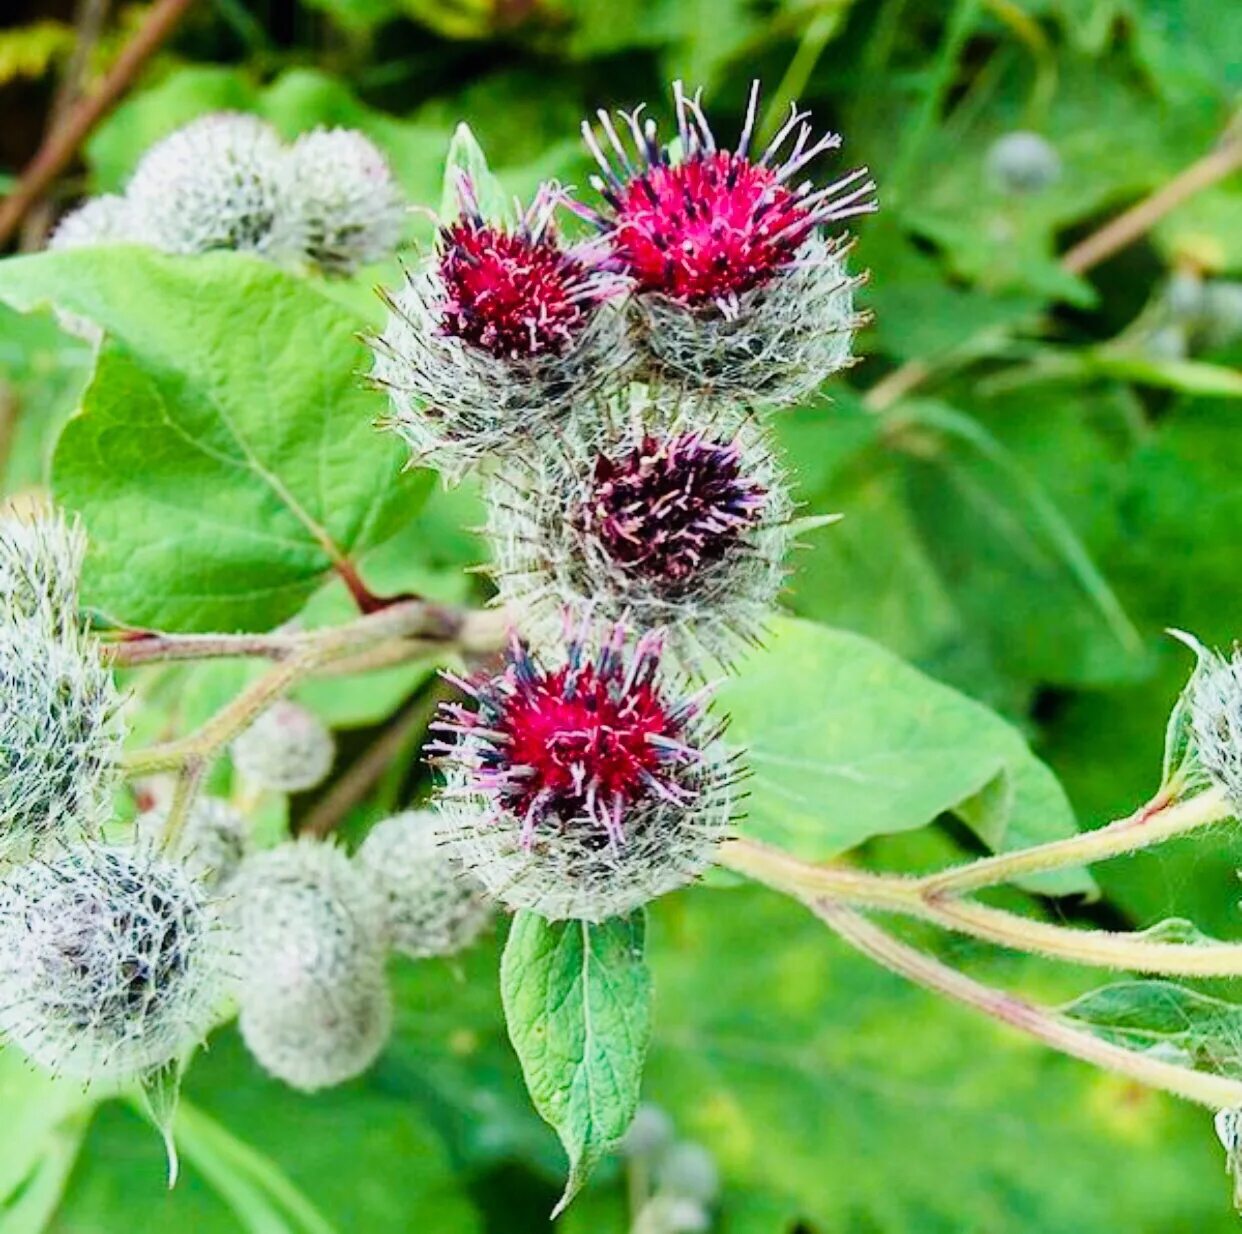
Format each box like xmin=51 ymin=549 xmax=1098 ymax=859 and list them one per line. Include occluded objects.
xmin=370 ymin=82 xmax=877 ymax=923
xmin=50 ymin=113 xmax=406 ymax=286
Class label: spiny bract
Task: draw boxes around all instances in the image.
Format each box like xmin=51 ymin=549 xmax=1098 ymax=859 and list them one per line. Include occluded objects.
xmin=136 ymin=795 xmax=250 ymax=890
xmin=232 ymin=700 xmax=335 ymax=793
xmin=355 ymin=810 xmax=492 ymax=960
xmin=429 ymin=623 xmax=737 ymax=921
xmin=1187 ymin=640 xmax=1242 ymax=814
xmin=231 ymin=839 xmax=391 ymax=1091
xmin=0 ymin=844 xmax=231 ymax=1081
xmin=0 ymin=507 xmax=86 ymax=636
xmin=369 ymin=177 xmax=630 ymax=481
xmin=486 ymin=405 xmax=795 ymax=670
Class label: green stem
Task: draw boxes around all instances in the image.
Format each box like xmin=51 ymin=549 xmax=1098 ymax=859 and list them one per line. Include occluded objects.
xmin=811 ymin=898 xmax=1242 ymax=1110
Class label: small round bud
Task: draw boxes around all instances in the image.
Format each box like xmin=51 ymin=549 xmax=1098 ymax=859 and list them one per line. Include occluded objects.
xmin=232 ymin=840 xmax=390 ymax=1091
xmin=355 ymin=810 xmax=492 ymax=960
xmin=136 ymin=796 xmax=249 ymax=889
xmin=0 ymin=614 xmax=123 ymax=861
xmin=125 ymin=113 xmax=302 ymax=261
xmin=1203 ymin=281 xmax=1242 ymax=348
xmin=636 ymin=1197 xmax=710 ymax=1234
xmin=1165 ymin=270 xmax=1206 ymax=322
xmin=370 ymin=179 xmax=629 ymax=481
xmin=284 ymin=128 xmax=406 ymax=276
xmin=487 ymin=413 xmax=794 ymax=669
xmin=0 ymin=844 xmax=231 ymax=1080
xmin=621 ymin=1103 xmax=676 ymax=1159
xmin=581 ymin=84 xmax=873 ymax=407
xmin=1187 ymin=641 xmax=1242 ymax=814
xmin=0 ymin=507 xmax=85 ymax=635
xmin=985 ymin=131 xmax=1062 ymax=196
xmin=232 ymin=700 xmax=335 ymax=793
xmin=49 ymin=195 xmax=135 ymax=251
xmin=430 ymin=623 xmax=736 ymax=922
xmin=656 ymin=1141 xmax=719 ymax=1204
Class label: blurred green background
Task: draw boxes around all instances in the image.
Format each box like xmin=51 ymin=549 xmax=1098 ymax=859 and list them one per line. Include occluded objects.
xmin=1 ymin=0 xmax=1241 ymax=1230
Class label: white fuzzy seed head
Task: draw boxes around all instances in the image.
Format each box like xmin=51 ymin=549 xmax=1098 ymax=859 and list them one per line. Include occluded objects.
xmin=0 ymin=507 xmax=86 ymax=636
xmin=985 ymin=131 xmax=1062 ymax=196
xmin=632 ymin=234 xmax=865 ymax=409
xmin=232 ymin=700 xmax=335 ymax=793
xmin=284 ymin=128 xmax=406 ymax=276
xmin=232 ymin=840 xmax=391 ymax=1091
xmin=125 ymin=113 xmax=302 ymax=261
xmin=0 ymin=844 xmax=231 ymax=1081
xmin=49 ymin=195 xmax=135 ymax=251
xmin=1189 ymin=645 xmax=1242 ymax=813
xmin=0 ymin=615 xmax=123 ymax=861
xmin=355 ymin=810 xmax=492 ymax=960
xmin=486 ymin=408 xmax=795 ymax=672
xmin=136 ymin=796 xmax=249 ymax=889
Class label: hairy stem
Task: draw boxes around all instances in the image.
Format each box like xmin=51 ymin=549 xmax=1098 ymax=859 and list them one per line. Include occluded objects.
xmin=811 ymin=898 xmax=1242 ymax=1109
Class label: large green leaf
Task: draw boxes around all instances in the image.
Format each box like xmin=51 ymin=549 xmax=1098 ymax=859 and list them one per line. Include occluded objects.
xmin=718 ymin=617 xmax=1091 ymax=895
xmin=501 ymin=911 xmax=652 ymax=1215
xmin=0 ymin=247 xmax=429 ymax=632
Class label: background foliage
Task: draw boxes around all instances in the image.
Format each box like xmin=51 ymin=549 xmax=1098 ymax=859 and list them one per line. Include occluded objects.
xmin=0 ymin=0 xmax=1240 ymax=1229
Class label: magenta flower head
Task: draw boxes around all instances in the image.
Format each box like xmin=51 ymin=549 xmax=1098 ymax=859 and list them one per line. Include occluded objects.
xmin=579 ymin=81 xmax=875 ymax=408
xmin=369 ymin=176 xmax=630 ymax=482
xmin=428 ymin=621 xmax=737 ymax=921
xmin=486 ymin=407 xmax=793 ymax=669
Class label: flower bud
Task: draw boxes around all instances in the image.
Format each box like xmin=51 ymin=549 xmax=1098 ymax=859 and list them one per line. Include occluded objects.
xmin=579 ymin=81 xmax=873 ymax=407
xmin=136 ymin=795 xmax=249 ymax=889
xmin=429 ymin=622 xmax=737 ymax=922
xmin=232 ymin=700 xmax=335 ymax=793
xmin=0 ymin=507 xmax=85 ymax=636
xmin=656 ymin=1141 xmax=720 ymax=1204
xmin=635 ymin=1197 xmax=711 ymax=1234
xmin=486 ymin=411 xmax=794 ymax=669
xmin=1186 ymin=640 xmax=1242 ymax=813
xmin=232 ymin=840 xmax=391 ymax=1091
xmin=0 ymin=844 xmax=231 ymax=1081
xmin=621 ymin=1103 xmax=676 ymax=1159
xmin=369 ymin=178 xmax=629 ymax=481
xmin=985 ymin=131 xmax=1062 ymax=196
xmin=355 ymin=810 xmax=492 ymax=960
xmin=0 ymin=613 xmax=123 ymax=860
xmin=125 ymin=113 xmax=302 ymax=261
xmin=284 ymin=128 xmax=406 ymax=276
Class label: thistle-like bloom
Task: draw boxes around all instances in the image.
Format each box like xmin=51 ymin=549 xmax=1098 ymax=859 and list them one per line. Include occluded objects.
xmin=232 ymin=840 xmax=390 ymax=1091
xmin=125 ymin=113 xmax=303 ymax=261
xmin=429 ymin=623 xmax=736 ymax=921
xmin=283 ymin=128 xmax=407 ymax=275
xmin=580 ymin=81 xmax=874 ymax=407
xmin=231 ymin=701 xmax=335 ymax=793
xmin=0 ymin=614 xmax=123 ymax=861
xmin=0 ymin=844 xmax=231 ymax=1080
xmin=355 ymin=810 xmax=492 ymax=960
xmin=1186 ymin=640 xmax=1242 ymax=814
xmin=369 ymin=177 xmax=629 ymax=481
xmin=136 ymin=796 xmax=250 ymax=890
xmin=487 ymin=409 xmax=794 ymax=668
xmin=0 ymin=508 xmax=86 ymax=636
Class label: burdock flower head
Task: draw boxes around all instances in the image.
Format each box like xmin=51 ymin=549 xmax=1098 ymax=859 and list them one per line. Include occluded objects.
xmin=487 ymin=405 xmax=793 ymax=669
xmin=231 ymin=700 xmax=335 ymax=794
xmin=283 ymin=127 xmax=407 ymax=275
xmin=370 ymin=176 xmax=630 ymax=481
xmin=429 ymin=622 xmax=736 ymax=922
xmin=232 ymin=840 xmax=391 ymax=1092
xmin=579 ymin=81 xmax=875 ymax=407
xmin=1180 ymin=633 xmax=1242 ymax=814
xmin=0 ymin=844 xmax=231 ymax=1081
xmin=125 ymin=113 xmax=302 ymax=261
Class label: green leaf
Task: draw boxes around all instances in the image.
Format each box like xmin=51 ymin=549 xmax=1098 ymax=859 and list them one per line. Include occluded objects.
xmin=500 ymin=911 xmax=652 ymax=1215
xmin=718 ymin=617 xmax=1092 ymax=895
xmin=0 ymin=247 xmax=430 ymax=632
xmin=440 ymin=123 xmax=513 ymax=226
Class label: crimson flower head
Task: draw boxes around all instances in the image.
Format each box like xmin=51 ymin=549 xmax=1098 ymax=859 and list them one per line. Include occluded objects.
xmin=370 ymin=176 xmax=630 ymax=482
xmin=429 ymin=622 xmax=735 ymax=921
xmin=578 ymin=82 xmax=874 ymax=407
